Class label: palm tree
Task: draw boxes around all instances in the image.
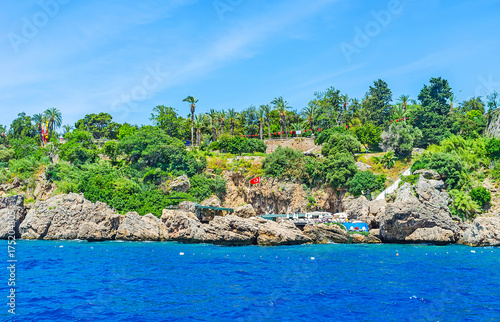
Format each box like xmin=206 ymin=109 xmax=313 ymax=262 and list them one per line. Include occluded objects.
xmin=183 ymin=96 xmax=199 ymax=145
xmin=260 ymin=105 xmax=272 ymax=139
xmin=217 ymin=110 xmax=226 ymax=135
xmin=43 ymin=108 xmax=62 ymax=141
xmin=448 ymin=94 xmax=456 ymax=114
xmin=193 ymin=114 xmax=206 ymax=146
xmin=302 ymin=105 xmax=317 ymax=130
xmin=271 ymin=97 xmax=290 ymax=139
xmin=398 ymin=95 xmax=411 ymax=113
xmin=339 ymin=94 xmax=350 ymax=126
xmin=227 ymin=108 xmax=237 ymax=136
xmin=32 ymin=113 xmax=46 ymax=144
xmin=0 ymin=125 xmax=6 ymax=146
xmin=391 ymin=103 xmax=406 ymax=120
xmin=257 ymin=107 xmax=265 ymax=140
xmin=62 ymin=125 xmax=73 ymax=136
xmin=208 ymin=109 xmax=219 ymax=140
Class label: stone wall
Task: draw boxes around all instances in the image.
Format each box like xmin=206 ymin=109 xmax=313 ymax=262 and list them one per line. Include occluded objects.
xmin=264 ymin=138 xmax=318 ymax=154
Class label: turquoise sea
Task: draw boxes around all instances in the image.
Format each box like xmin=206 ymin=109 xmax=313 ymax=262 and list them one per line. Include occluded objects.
xmin=4 ymin=241 xmax=499 ymax=321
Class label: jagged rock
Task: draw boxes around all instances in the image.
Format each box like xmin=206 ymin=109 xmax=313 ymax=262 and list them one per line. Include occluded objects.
xmin=350 ymin=233 xmax=382 ymax=244
xmin=77 ymin=214 xmax=122 ymax=241
xmin=234 ymin=204 xmax=256 ymax=218
xmin=416 ymin=176 xmax=448 ymax=207
xmin=0 ymin=195 xmax=26 ymax=239
xmin=201 ymin=195 xmax=222 ymax=207
xmin=428 ymin=179 xmax=445 ymax=190
xmin=161 ymin=211 xmax=311 ymax=246
xmin=461 ymin=217 xmax=500 ymax=246
xmin=369 ymin=199 xmax=387 ymax=216
xmin=395 ymin=182 xmax=419 ymax=203
xmin=161 ymin=209 xmax=206 ymax=243
xmin=413 ymin=169 xmax=441 ymax=180
xmin=116 ymin=212 xmax=168 ymax=241
xmin=405 ymin=227 xmax=456 ymax=244
xmin=179 ymin=201 xmax=197 ymax=213
xmin=369 ymin=228 xmax=381 ymax=238
xmin=255 ymin=218 xmax=312 ymax=246
xmin=167 ymin=175 xmax=191 ymax=193
xmin=204 ymin=215 xmax=259 ymax=245
xmin=355 ymin=162 xmax=372 ymax=171
xmin=379 ymin=200 xmax=461 ymax=244
xmin=344 ymin=196 xmax=369 ymax=220
xmin=19 ymin=193 xmax=118 ymax=240
xmin=303 ymin=223 xmax=349 ymax=244
xmin=485 ymin=109 xmax=500 ymax=138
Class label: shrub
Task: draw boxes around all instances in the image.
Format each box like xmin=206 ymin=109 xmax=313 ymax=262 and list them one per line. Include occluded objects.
xmin=449 ymin=189 xmax=480 ymax=220
xmin=321 ymin=132 xmax=361 ymax=157
xmin=380 ymin=122 xmax=422 ymax=157
xmin=322 ymin=153 xmax=358 ymax=189
xmin=399 ymin=174 xmax=420 ymax=187
xmin=189 ymin=174 xmax=227 ymax=202
xmin=348 ymin=171 xmax=386 ymax=197
xmin=373 ymin=151 xmax=397 ymax=169
xmin=486 ymin=138 xmax=500 ymax=160
xmin=412 ymin=152 xmax=463 ymax=188
xmin=262 ymin=147 xmax=305 ymax=180
xmin=469 ymin=187 xmax=491 ymax=208
xmin=0 ymin=148 xmax=15 ymax=162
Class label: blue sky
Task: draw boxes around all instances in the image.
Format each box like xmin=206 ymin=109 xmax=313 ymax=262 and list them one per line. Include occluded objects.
xmin=1 ymin=0 xmax=499 ymax=129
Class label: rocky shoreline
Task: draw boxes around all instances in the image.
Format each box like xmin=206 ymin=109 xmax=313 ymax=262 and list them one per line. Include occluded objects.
xmin=1 ymin=174 xmax=499 ymax=247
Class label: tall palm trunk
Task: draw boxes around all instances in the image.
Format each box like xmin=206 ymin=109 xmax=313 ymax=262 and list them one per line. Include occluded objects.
xmin=259 ymin=120 xmax=263 ymax=140
xmin=219 ymin=121 xmax=224 ymax=135
xmin=285 ymin=116 xmax=289 ymax=139
xmin=267 ymin=119 xmax=271 ymax=139
xmin=231 ymin=121 xmax=234 ymax=136
xmin=197 ymin=129 xmax=201 ymax=146
xmin=212 ymin=128 xmax=217 ymax=142
xmin=191 ymin=104 xmax=195 ymax=145
xmin=279 ymin=117 xmax=284 ymax=139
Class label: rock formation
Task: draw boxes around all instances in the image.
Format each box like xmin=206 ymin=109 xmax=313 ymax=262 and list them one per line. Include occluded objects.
xmin=234 ymin=204 xmax=256 ymax=218
xmin=19 ymin=193 xmax=119 ymax=240
xmin=0 ymin=195 xmax=26 ymax=238
xmin=461 ymin=216 xmax=500 ymax=246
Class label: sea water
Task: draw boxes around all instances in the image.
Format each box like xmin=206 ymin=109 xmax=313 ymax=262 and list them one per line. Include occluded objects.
xmin=3 ymin=240 xmax=499 ymax=321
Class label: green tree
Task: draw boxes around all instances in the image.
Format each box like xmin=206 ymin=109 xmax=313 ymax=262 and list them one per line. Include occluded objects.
xmin=321 ymin=132 xmax=362 ymax=157
xmin=59 ymin=130 xmax=98 ymax=166
xmin=118 ymin=123 xmax=138 ymax=140
xmin=322 ymin=153 xmax=358 ymax=189
xmin=272 ymin=96 xmax=290 ymax=139
xmin=486 ymin=91 xmax=499 ymax=112
xmin=413 ymin=77 xmax=454 ymax=146
xmin=228 ymin=108 xmax=238 ymax=136
xmin=150 ymin=105 xmax=185 ymax=139
xmin=486 ymin=138 xmax=500 ymax=160
xmin=262 ymin=146 xmax=305 ymax=180
xmin=348 ymin=171 xmax=386 ymax=197
xmin=380 ymin=122 xmax=422 ymax=157
xmin=75 ymin=113 xmax=119 ymax=139
xmin=118 ymin=126 xmax=205 ymax=176
xmin=44 ymin=107 xmax=63 ymax=140
xmin=469 ymin=187 xmax=491 ymax=209
xmin=0 ymin=125 xmax=6 ymax=146
xmin=182 ymin=95 xmax=199 ymax=145
xmin=352 ymin=122 xmax=381 ymax=149
xmin=363 ymin=79 xmax=393 ymax=126
xmin=458 ymin=97 xmax=485 ymax=115
xmin=260 ymin=104 xmax=272 ymax=139
xmin=7 ymin=112 xmax=36 ymax=141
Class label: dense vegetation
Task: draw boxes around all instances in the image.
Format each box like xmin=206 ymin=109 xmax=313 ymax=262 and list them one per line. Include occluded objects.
xmin=0 ymin=77 xmax=499 ymax=220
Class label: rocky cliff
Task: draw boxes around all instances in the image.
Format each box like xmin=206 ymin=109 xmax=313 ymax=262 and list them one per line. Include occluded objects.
xmin=485 ymin=109 xmax=500 ymax=138
xmin=223 ymin=171 xmax=344 ymax=215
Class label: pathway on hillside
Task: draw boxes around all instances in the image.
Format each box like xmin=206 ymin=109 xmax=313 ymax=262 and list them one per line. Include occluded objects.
xmin=375 ymin=167 xmax=411 ymax=200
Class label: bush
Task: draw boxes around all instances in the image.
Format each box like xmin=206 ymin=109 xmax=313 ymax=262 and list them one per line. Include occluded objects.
xmin=469 ymin=187 xmax=491 ymax=208
xmin=262 ymin=147 xmax=305 ymax=180
xmin=380 ymin=122 xmax=422 ymax=157
xmin=0 ymin=148 xmax=15 ymax=162
xmin=321 ymin=132 xmax=361 ymax=157
xmin=189 ymin=174 xmax=227 ymax=202
xmin=322 ymin=153 xmax=358 ymax=189
xmin=449 ymin=189 xmax=480 ymax=220
xmin=314 ymin=127 xmax=349 ymax=145
xmin=399 ymin=174 xmax=420 ymax=187
xmin=486 ymin=138 xmax=500 ymax=160
xmin=217 ymin=135 xmax=266 ymax=155
xmin=348 ymin=171 xmax=386 ymax=197
xmin=412 ymin=152 xmax=463 ymax=188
